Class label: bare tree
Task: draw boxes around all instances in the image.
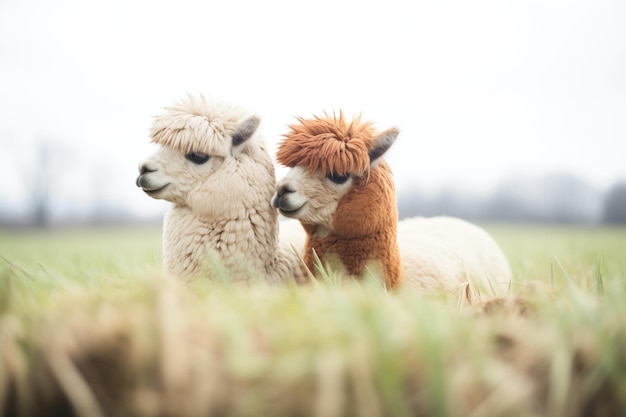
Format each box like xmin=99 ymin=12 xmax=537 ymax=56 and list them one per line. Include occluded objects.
xmin=24 ymin=139 xmax=69 ymax=227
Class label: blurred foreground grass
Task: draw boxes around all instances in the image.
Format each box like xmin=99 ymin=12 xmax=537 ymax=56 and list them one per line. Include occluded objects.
xmin=1 ymin=225 xmax=625 ymax=417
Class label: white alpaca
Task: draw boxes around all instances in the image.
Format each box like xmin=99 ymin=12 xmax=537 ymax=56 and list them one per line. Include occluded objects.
xmin=272 ymin=112 xmax=511 ymax=301
xmin=136 ymin=94 xmax=305 ymax=284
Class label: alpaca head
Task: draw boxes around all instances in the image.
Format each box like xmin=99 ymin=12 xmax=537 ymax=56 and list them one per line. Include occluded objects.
xmin=136 ymin=95 xmax=274 ymax=220
xmin=272 ymin=112 xmax=399 ymax=237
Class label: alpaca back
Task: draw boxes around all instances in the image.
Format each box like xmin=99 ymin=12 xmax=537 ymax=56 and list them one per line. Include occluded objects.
xmin=398 ymin=216 xmax=511 ymax=298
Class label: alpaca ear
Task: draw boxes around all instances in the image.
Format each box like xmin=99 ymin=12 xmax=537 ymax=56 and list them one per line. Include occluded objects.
xmin=368 ymin=128 xmax=399 ymax=166
xmin=232 ymin=116 xmax=261 ymax=148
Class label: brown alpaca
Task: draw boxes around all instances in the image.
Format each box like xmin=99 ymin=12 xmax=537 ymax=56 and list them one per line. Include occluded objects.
xmin=272 ymin=113 xmax=402 ymax=289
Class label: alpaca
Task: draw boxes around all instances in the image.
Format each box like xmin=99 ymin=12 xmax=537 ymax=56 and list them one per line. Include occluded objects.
xmin=272 ymin=112 xmax=402 ymax=288
xmin=136 ymin=94 xmax=305 ymax=284
xmin=272 ymin=112 xmax=511 ymax=298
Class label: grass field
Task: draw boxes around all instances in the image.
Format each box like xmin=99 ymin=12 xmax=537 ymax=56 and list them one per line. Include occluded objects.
xmin=1 ymin=224 xmax=625 ymax=417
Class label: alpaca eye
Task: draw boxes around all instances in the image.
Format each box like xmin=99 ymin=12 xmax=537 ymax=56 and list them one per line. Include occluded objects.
xmin=326 ymin=172 xmax=350 ymax=184
xmin=185 ymin=152 xmax=210 ymax=164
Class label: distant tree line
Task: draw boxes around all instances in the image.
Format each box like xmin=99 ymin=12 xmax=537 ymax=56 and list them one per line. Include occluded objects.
xmin=398 ymin=175 xmax=626 ymax=225
xmin=1 ymin=141 xmax=625 ymax=228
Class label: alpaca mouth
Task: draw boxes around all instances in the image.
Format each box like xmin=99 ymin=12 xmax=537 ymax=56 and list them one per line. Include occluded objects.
xmin=136 ymin=175 xmax=170 ymax=195
xmin=143 ymin=183 xmax=170 ymax=195
xmin=278 ymin=203 xmax=306 ymax=217
xmin=272 ymin=190 xmax=307 ymax=217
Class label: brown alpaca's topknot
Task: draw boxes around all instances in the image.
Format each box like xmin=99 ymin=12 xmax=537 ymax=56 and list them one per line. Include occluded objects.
xmin=276 ymin=112 xmax=377 ymax=176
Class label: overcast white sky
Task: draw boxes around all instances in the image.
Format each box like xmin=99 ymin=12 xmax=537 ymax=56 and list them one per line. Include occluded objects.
xmin=1 ymin=0 xmax=625 ymax=219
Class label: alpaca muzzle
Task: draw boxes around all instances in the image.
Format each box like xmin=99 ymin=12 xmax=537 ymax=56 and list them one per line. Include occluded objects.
xmin=136 ymin=174 xmax=170 ymax=194
xmin=272 ymin=186 xmax=306 ymax=216
xmin=136 ymin=165 xmax=169 ymax=195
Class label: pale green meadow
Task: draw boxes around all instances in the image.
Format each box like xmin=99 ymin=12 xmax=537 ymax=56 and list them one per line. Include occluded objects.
xmin=1 ymin=225 xmax=625 ymax=417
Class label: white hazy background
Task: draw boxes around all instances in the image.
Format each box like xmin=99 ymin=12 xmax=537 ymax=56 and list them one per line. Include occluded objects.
xmin=1 ymin=0 xmax=625 ymax=221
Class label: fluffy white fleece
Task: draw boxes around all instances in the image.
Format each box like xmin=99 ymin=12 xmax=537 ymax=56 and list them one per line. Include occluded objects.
xmin=276 ymin=215 xmax=511 ymax=299
xmin=136 ymin=95 xmax=304 ymax=284
xmin=397 ymin=216 xmax=511 ymax=300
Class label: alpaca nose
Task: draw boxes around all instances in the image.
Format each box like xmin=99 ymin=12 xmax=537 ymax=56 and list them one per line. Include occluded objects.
xmin=272 ymin=184 xmax=294 ymax=208
xmin=136 ymin=161 xmax=158 ymax=187
xmin=138 ymin=161 xmax=157 ymax=175
xmin=275 ymin=184 xmax=294 ymax=199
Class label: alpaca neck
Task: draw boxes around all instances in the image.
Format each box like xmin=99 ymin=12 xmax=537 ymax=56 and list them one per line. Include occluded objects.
xmin=304 ymin=225 xmax=401 ymax=288
xmin=162 ymin=204 xmax=279 ymax=282
xmin=302 ymin=165 xmax=402 ymax=288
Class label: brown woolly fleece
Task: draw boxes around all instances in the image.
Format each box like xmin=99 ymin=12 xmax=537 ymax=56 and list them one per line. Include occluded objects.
xmin=277 ymin=112 xmax=375 ymax=176
xmin=278 ymin=113 xmax=403 ymax=289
